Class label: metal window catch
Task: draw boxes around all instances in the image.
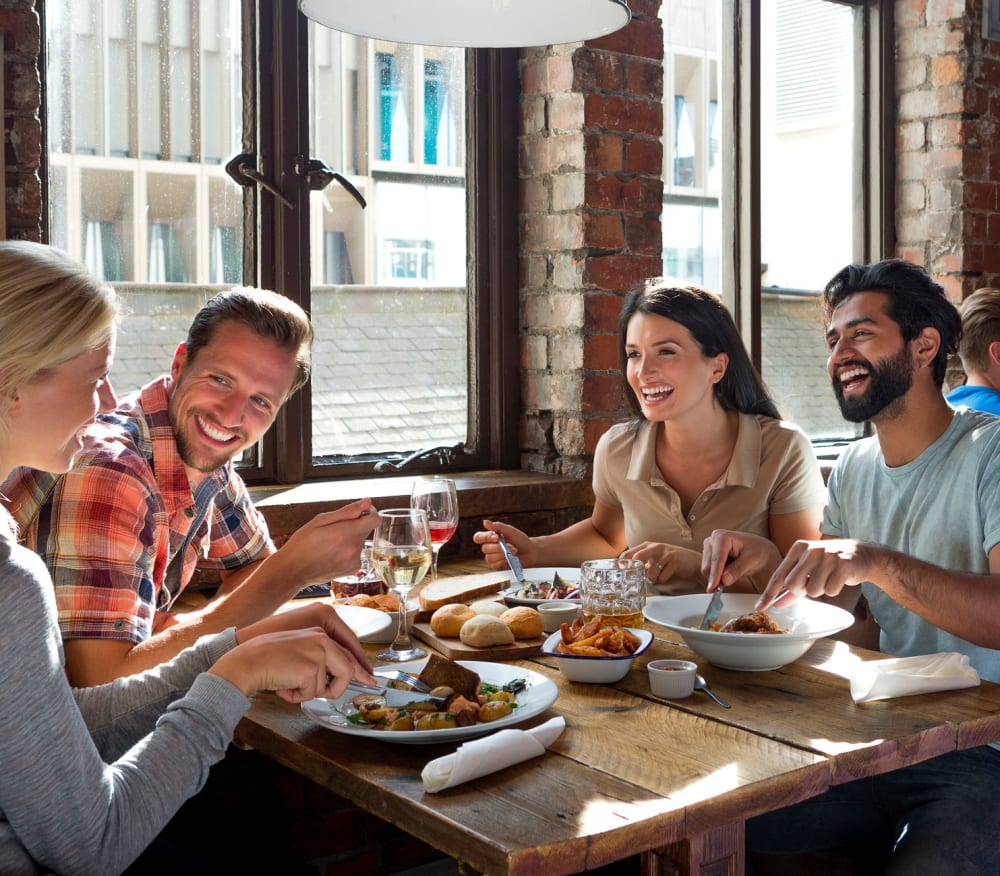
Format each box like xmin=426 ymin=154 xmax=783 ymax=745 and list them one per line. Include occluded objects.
xmin=373 ymin=445 xmax=457 ymax=473
xmin=225 ymin=152 xmax=294 ymax=209
xmin=295 ymin=155 xmax=367 ymax=208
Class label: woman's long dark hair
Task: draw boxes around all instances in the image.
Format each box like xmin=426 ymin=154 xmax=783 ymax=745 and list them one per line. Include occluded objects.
xmin=618 ymin=280 xmax=781 ymax=420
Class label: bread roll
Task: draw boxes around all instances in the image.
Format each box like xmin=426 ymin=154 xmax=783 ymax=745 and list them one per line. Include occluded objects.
xmin=459 ymin=614 xmax=515 ymax=648
xmin=468 ymin=599 xmax=507 ymax=617
xmin=430 ymin=603 xmax=476 ymax=637
xmin=500 ymin=606 xmax=545 ymax=639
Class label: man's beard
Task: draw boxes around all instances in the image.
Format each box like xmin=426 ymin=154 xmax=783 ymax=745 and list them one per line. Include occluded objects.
xmin=832 ymin=347 xmax=914 ymax=423
xmin=170 ymin=405 xmax=243 ymax=474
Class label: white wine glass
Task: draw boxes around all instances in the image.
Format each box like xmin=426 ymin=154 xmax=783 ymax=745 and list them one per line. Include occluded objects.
xmin=410 ymin=476 xmax=458 ymax=581
xmin=373 ymin=507 xmax=431 ymax=662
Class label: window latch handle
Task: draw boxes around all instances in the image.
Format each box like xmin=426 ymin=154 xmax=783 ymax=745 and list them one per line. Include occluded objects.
xmin=225 ymin=152 xmax=294 ymax=209
xmin=295 ymin=156 xmax=367 ymax=209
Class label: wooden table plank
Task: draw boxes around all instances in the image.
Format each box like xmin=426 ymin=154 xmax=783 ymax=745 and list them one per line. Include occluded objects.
xmin=599 ymin=628 xmax=1000 ymax=787
xmin=235 ymin=666 xmax=828 ymax=875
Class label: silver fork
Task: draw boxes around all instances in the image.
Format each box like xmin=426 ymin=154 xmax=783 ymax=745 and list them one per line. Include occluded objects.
xmin=375 ymin=668 xmax=432 ymax=692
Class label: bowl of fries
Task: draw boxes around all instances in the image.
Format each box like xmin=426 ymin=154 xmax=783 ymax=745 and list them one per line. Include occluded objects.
xmin=541 ymin=618 xmax=653 ymax=683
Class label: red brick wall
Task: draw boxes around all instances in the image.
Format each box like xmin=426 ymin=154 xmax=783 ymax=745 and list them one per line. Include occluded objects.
xmin=519 ymin=0 xmax=664 ymax=478
xmin=0 ymin=1 xmax=41 ymax=241
xmin=895 ymin=0 xmax=1000 ymax=302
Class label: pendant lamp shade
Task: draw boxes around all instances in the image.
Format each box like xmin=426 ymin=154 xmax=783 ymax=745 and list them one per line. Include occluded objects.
xmin=297 ymin=0 xmax=631 ymax=48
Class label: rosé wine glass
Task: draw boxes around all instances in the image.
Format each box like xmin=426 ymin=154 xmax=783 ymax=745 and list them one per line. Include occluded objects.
xmin=410 ymin=477 xmax=458 ymax=581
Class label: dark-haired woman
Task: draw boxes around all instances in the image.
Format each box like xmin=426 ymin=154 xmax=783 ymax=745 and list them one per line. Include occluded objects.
xmin=475 ymin=280 xmax=825 ymax=594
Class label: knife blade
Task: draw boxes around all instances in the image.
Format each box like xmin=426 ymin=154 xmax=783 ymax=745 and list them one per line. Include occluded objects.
xmin=699 ymin=589 xmax=725 ymax=630
xmin=345 ymin=679 xmax=446 ymax=708
xmin=496 ymin=534 xmax=526 ymax=582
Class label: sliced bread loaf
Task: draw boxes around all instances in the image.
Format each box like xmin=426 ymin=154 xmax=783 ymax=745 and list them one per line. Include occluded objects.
xmin=417 ymin=571 xmax=509 ymax=611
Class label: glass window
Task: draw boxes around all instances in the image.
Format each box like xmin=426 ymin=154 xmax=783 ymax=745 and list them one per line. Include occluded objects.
xmin=662 ymin=0 xmax=889 ymax=443
xmin=760 ymin=0 xmax=861 ymax=440
xmin=45 ymin=1 xmax=516 ymax=482
xmin=47 ymin=0 xmax=244 ymax=292
xmin=662 ymin=3 xmax=721 ymax=292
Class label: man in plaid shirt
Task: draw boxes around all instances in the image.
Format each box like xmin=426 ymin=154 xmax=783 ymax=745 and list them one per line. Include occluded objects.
xmin=3 ymin=286 xmax=376 ymax=685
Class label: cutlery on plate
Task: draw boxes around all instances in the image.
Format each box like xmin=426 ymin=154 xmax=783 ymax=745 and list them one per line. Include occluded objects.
xmin=496 ymin=534 xmax=526 ymax=582
xmin=346 ymin=678 xmax=446 ymax=707
xmin=694 ymin=674 xmax=731 ymax=708
xmin=699 ymin=589 xmax=725 ymax=630
xmin=376 ymin=668 xmax=432 ymax=692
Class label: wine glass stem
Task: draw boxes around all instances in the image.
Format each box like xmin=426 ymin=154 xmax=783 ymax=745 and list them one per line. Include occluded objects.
xmin=392 ymin=587 xmax=414 ymax=650
xmin=430 ymin=545 xmax=441 ymax=581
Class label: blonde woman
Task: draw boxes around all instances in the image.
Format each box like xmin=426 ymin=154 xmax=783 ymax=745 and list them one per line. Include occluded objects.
xmin=0 ymin=241 xmax=375 ymax=875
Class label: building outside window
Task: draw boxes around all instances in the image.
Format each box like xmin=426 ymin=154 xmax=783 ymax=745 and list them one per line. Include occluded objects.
xmin=44 ymin=1 xmax=514 ymax=480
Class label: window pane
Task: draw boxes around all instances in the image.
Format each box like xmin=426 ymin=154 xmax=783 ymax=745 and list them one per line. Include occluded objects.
xmin=760 ymin=0 xmax=861 ymax=440
xmin=46 ymin=0 xmax=244 ymax=321
xmin=661 ymin=2 xmax=722 ymax=292
xmin=308 ymin=26 xmax=467 ymax=461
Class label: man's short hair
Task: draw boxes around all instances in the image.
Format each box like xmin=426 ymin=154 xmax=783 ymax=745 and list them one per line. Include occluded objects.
xmin=184 ymin=287 xmax=314 ymax=396
xmin=822 ymin=259 xmax=961 ymax=389
xmin=957 ymin=287 xmax=1000 ymax=375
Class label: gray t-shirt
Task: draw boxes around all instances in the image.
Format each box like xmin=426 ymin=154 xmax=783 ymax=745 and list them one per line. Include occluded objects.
xmin=0 ymin=537 xmax=249 ymax=875
xmin=822 ymin=407 xmax=1000 ymax=683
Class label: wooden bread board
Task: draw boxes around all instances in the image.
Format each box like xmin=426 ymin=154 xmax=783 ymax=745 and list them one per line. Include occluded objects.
xmin=410 ymin=622 xmax=544 ymax=661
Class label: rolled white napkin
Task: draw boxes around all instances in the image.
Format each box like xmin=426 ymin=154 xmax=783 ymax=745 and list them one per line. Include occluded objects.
xmin=421 ymin=716 xmax=566 ymax=793
xmin=850 ymin=652 xmax=980 ymax=704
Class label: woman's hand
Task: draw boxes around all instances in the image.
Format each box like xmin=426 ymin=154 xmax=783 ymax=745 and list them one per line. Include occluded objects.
xmin=621 ymin=542 xmax=702 ymax=588
xmin=237 ymin=601 xmax=373 ymax=675
xmin=473 ymin=520 xmax=539 ymax=571
xmin=210 ymin=628 xmax=377 ymax=702
xmin=701 ymin=529 xmax=782 ymax=593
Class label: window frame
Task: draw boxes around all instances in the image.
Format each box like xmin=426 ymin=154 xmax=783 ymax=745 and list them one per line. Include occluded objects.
xmin=723 ymin=0 xmax=894 ymax=372
xmin=68 ymin=1 xmax=521 ymax=486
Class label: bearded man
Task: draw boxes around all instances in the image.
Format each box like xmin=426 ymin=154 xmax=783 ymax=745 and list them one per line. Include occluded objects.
xmin=702 ymin=259 xmax=1000 ymax=875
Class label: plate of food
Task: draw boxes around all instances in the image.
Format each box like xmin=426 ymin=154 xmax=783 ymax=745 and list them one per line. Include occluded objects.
xmin=275 ymin=601 xmax=393 ymax=643
xmin=502 ymin=567 xmax=582 ymax=606
xmin=334 ymin=594 xmax=418 ymax=643
xmin=301 ymin=658 xmax=558 ymax=744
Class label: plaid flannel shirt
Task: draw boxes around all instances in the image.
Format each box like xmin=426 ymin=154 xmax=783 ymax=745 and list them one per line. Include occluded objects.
xmin=2 ymin=377 xmax=274 ymax=643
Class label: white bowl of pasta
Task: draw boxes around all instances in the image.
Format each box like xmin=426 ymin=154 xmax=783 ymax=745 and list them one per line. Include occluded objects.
xmin=643 ymin=593 xmax=854 ymax=672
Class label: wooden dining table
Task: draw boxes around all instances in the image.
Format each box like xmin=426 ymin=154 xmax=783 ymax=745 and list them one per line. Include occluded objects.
xmin=234 ymin=560 xmax=1000 ymax=875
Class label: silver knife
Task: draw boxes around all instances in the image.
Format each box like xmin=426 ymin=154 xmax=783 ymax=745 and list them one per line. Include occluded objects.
xmin=345 ymin=679 xmax=446 ymax=708
xmin=699 ymin=589 xmax=725 ymax=630
xmin=496 ymin=534 xmax=526 ymax=582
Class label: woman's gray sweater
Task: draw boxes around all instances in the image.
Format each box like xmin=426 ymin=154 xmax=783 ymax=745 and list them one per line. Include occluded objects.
xmin=0 ymin=538 xmax=250 ymax=875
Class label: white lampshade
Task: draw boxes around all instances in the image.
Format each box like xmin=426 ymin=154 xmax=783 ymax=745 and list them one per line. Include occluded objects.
xmin=297 ymin=0 xmax=631 ymax=48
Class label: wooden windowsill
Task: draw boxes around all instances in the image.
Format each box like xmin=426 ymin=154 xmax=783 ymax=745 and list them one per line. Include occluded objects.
xmin=248 ymin=469 xmax=595 ymax=546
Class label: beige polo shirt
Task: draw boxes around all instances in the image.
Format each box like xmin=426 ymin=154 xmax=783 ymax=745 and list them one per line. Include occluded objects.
xmin=593 ymin=413 xmax=825 ymax=595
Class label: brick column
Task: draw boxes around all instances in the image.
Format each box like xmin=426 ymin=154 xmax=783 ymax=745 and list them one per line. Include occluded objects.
xmin=895 ymin=0 xmax=1000 ymax=301
xmin=518 ymin=0 xmax=664 ymax=478
xmin=1 ymin=0 xmax=42 ymax=241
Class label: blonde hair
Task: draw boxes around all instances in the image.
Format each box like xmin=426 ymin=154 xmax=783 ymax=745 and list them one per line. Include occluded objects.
xmin=0 ymin=241 xmax=120 ymax=433
xmin=958 ymin=287 xmax=1000 ymax=374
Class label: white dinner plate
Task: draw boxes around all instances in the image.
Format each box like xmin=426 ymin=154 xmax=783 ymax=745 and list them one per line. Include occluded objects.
xmin=501 ymin=567 xmax=582 ymax=606
xmin=301 ymin=659 xmax=559 ymax=744
xmin=276 ymin=601 xmax=393 ymax=643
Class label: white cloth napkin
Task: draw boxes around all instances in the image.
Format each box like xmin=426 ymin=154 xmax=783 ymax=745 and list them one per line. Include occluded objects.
xmin=421 ymin=716 xmax=566 ymax=793
xmin=850 ymin=652 xmax=980 ymax=704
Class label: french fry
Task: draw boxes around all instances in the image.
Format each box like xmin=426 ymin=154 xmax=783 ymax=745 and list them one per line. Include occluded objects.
xmin=554 ymin=617 xmax=636 ymax=657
